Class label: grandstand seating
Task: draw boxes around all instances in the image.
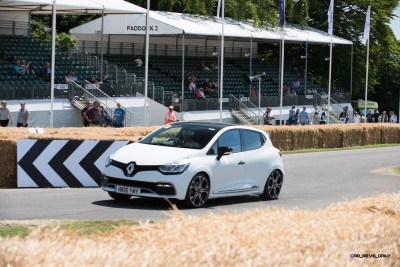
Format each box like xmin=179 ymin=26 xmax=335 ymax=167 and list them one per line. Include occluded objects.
xmin=101 ymin=54 xmax=326 ymax=99
xmin=0 ymin=34 xmax=100 ymax=99
xmin=0 ymin=34 xmax=326 ymax=101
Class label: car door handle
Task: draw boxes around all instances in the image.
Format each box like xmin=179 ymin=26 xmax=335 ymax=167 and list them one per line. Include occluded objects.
xmin=238 ymin=161 xmax=245 ymax=165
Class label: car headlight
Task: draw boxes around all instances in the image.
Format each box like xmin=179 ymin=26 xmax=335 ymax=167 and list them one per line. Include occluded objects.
xmin=159 ymin=160 xmax=190 ymax=174
xmin=105 ymin=154 xmax=113 ymax=167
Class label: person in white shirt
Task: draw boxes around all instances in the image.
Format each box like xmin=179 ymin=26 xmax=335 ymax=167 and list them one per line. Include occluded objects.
xmin=353 ymin=112 xmax=361 ymax=123
xmin=389 ymin=111 xmax=398 ymax=123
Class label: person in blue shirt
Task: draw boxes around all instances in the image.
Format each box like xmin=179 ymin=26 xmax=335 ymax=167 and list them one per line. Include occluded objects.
xmin=113 ymin=103 xmax=126 ymax=127
xmin=299 ymin=106 xmax=310 ymax=125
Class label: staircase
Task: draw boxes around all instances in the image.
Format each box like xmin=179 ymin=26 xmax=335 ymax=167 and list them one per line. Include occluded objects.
xmin=229 ymin=95 xmax=261 ymax=125
xmin=69 ymin=80 xmax=134 ymax=126
xmin=314 ymin=92 xmax=343 ymax=124
xmin=231 ymin=109 xmax=258 ymax=125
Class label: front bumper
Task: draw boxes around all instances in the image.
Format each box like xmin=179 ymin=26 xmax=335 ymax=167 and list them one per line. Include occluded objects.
xmin=101 ymin=165 xmax=191 ymax=200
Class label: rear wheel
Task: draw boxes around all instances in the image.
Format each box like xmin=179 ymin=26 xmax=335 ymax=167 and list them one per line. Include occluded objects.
xmin=260 ymin=170 xmax=283 ymax=200
xmin=185 ymin=173 xmax=210 ymax=208
xmin=108 ymin=192 xmax=131 ymax=201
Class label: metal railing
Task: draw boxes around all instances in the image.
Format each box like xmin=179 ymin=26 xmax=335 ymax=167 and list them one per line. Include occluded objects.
xmin=314 ymin=92 xmax=352 ymax=123
xmin=69 ymin=80 xmax=134 ymax=126
xmin=229 ymin=95 xmax=260 ymax=124
xmin=0 ymin=20 xmax=29 ymax=35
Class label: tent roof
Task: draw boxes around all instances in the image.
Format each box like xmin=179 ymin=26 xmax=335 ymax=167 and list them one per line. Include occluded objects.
xmin=70 ymin=11 xmax=353 ymax=45
xmin=0 ymin=0 xmax=146 ymax=14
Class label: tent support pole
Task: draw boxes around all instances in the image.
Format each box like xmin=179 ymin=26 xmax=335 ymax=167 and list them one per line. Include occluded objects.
xmin=100 ymin=7 xmax=104 ymax=82
xmin=100 ymin=6 xmax=104 ymax=82
xmin=304 ymin=40 xmax=308 ymax=99
xmin=181 ymin=33 xmax=185 ymax=102
xmin=219 ymin=0 xmax=225 ymax=123
xmin=144 ymin=0 xmax=150 ymax=126
xmin=279 ymin=29 xmax=285 ymax=125
xmin=50 ymin=0 xmax=56 ymax=128
xmin=350 ymin=43 xmax=353 ymax=100
xmin=249 ymin=35 xmax=253 ymax=97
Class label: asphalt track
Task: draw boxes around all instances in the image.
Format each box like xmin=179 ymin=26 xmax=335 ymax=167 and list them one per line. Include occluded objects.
xmin=1 ymin=146 xmax=399 ymax=221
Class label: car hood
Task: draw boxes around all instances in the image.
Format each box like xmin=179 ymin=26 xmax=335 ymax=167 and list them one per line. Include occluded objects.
xmin=111 ymin=143 xmax=201 ymax=165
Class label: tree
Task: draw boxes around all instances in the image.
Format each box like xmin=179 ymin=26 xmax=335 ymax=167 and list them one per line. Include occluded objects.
xmin=127 ymin=0 xmax=399 ymax=111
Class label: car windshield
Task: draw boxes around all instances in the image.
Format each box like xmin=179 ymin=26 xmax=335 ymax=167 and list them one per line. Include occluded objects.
xmin=139 ymin=124 xmax=222 ymax=149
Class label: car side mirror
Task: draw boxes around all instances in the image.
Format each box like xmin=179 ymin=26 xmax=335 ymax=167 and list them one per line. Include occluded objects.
xmin=216 ymin=146 xmax=232 ymax=161
xmin=137 ymin=137 xmax=143 ymax=141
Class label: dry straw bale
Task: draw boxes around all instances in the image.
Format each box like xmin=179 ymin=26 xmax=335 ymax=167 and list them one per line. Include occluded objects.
xmin=341 ymin=124 xmax=364 ymax=147
xmin=0 ymin=139 xmax=17 ymax=188
xmin=0 ymin=193 xmax=399 ymax=266
xmin=381 ymin=124 xmax=400 ymax=144
xmin=361 ymin=125 xmax=382 ymax=145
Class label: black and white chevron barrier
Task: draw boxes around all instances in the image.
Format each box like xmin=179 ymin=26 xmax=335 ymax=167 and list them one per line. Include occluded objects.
xmin=17 ymin=139 xmax=129 ymax=188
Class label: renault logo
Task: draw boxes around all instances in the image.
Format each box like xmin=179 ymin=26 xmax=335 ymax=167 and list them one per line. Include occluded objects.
xmin=126 ymin=162 xmax=135 ymax=175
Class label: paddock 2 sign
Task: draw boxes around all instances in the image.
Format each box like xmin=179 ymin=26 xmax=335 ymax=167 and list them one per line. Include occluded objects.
xmin=17 ymin=139 xmax=129 ymax=188
xmin=127 ymin=25 xmax=159 ymax=32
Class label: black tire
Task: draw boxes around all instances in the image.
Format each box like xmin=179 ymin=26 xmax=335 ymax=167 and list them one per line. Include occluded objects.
xmin=108 ymin=192 xmax=131 ymax=201
xmin=260 ymin=170 xmax=283 ymax=200
xmin=185 ymin=173 xmax=210 ymax=208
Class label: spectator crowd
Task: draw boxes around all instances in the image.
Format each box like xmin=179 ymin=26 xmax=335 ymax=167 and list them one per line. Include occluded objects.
xmin=279 ymin=105 xmax=398 ymax=126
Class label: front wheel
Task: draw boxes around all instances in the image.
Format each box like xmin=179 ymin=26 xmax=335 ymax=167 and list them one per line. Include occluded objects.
xmin=185 ymin=173 xmax=210 ymax=208
xmin=259 ymin=170 xmax=283 ymax=200
xmin=108 ymin=192 xmax=131 ymax=201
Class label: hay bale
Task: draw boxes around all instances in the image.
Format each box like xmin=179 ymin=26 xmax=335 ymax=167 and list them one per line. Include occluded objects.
xmin=381 ymin=124 xmax=400 ymax=144
xmin=342 ymin=125 xmax=364 ymax=147
xmin=361 ymin=125 xmax=382 ymax=145
xmin=318 ymin=125 xmax=344 ymax=148
xmin=0 ymin=139 xmax=17 ymax=188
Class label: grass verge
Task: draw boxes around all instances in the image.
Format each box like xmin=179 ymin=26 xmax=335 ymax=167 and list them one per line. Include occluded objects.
xmin=0 ymin=220 xmax=138 ymax=238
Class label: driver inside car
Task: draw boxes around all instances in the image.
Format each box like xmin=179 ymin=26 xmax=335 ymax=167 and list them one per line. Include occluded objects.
xmin=175 ymin=130 xmax=201 ymax=149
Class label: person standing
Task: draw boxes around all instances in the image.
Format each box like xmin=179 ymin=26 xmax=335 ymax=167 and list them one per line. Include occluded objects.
xmin=366 ymin=109 xmax=374 ymax=123
xmin=319 ymin=108 xmax=327 ymax=125
xmin=379 ymin=111 xmax=388 ymax=123
xmin=263 ymin=107 xmax=275 ymax=125
xmin=81 ymin=100 xmax=91 ymax=127
xmin=83 ymin=100 xmax=104 ymax=126
xmin=339 ymin=106 xmax=350 ymax=124
xmin=289 ymin=105 xmax=296 ymax=118
xmin=353 ymin=112 xmax=361 ymax=123
xmin=164 ymin=106 xmax=177 ymax=124
xmin=0 ymin=100 xmax=13 ymax=127
xmin=389 ymin=111 xmax=398 ymax=123
xmin=311 ymin=111 xmax=320 ymax=125
xmin=113 ymin=103 xmax=126 ymax=128
xmin=299 ymin=106 xmax=309 ymax=125
xmin=293 ymin=109 xmax=300 ymax=125
xmin=373 ymin=110 xmax=380 ymax=123
xmin=16 ymin=101 xmax=30 ymax=127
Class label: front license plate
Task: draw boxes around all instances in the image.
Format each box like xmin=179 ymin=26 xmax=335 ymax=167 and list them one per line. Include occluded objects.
xmin=115 ymin=185 xmax=140 ymax=195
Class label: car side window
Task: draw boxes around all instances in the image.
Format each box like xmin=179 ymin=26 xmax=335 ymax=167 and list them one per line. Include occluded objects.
xmin=242 ymin=130 xmax=263 ymax=151
xmin=211 ymin=129 xmax=241 ymax=154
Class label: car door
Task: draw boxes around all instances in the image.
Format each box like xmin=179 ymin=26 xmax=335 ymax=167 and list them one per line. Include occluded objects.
xmin=209 ymin=129 xmax=245 ymax=195
xmin=240 ymin=130 xmax=267 ymax=191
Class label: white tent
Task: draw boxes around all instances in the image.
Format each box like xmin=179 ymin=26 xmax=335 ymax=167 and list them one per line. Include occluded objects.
xmin=70 ymin=11 xmax=353 ymax=45
xmin=1 ymin=0 xmax=147 ymax=127
xmin=0 ymin=0 xmax=146 ymax=14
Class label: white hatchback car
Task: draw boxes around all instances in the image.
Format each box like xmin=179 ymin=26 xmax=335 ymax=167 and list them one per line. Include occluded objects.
xmin=101 ymin=122 xmax=283 ymax=208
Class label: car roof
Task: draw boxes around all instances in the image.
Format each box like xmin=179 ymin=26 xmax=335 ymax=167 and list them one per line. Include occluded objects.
xmin=172 ymin=121 xmax=233 ymax=130
xmin=171 ymin=122 xmax=266 ymax=134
